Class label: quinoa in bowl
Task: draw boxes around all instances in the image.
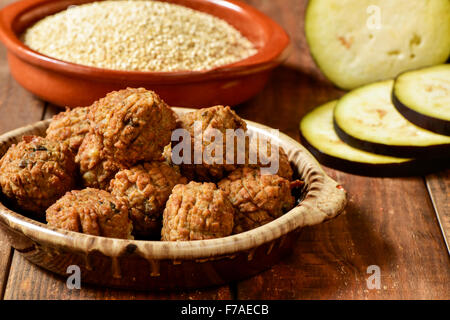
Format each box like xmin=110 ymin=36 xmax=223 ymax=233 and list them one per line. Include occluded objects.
xmin=22 ymin=0 xmax=257 ymax=72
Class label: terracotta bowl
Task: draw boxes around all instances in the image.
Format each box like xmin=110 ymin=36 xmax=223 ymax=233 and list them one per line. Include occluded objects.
xmin=0 ymin=0 xmax=290 ymax=108
xmin=0 ymin=108 xmax=347 ymax=290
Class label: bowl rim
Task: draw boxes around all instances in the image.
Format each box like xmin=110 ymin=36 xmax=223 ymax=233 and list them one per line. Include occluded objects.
xmin=0 ymin=107 xmax=347 ymax=260
xmin=0 ymin=0 xmax=291 ymax=83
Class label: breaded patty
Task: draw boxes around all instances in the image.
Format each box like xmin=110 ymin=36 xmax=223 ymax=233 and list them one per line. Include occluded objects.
xmin=75 ymin=132 xmax=124 ymax=189
xmin=161 ymin=182 xmax=234 ymax=241
xmin=0 ymin=136 xmax=76 ymax=215
xmin=218 ymin=167 xmax=294 ymax=234
xmin=46 ymin=106 xmax=90 ymax=154
xmin=173 ymin=105 xmax=247 ymax=181
xmin=275 ymin=146 xmax=293 ymax=181
xmin=110 ymin=161 xmax=187 ymax=237
xmin=46 ymin=188 xmax=133 ymax=239
xmin=89 ymin=88 xmax=177 ymax=164
xmin=247 ymin=139 xmax=293 ymax=180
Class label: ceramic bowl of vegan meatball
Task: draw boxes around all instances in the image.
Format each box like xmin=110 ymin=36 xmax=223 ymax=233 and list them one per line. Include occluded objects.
xmin=0 ymin=89 xmax=346 ymax=290
xmin=0 ymin=0 xmax=290 ymax=108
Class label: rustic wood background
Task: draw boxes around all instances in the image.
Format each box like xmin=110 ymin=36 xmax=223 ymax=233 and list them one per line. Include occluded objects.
xmin=0 ymin=0 xmax=448 ymax=300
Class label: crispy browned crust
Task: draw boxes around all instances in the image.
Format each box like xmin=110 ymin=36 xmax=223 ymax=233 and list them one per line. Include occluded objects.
xmin=175 ymin=105 xmax=247 ymax=181
xmin=161 ymin=181 xmax=234 ymax=241
xmin=174 ymin=106 xmax=292 ymax=181
xmin=218 ymin=167 xmax=294 ymax=234
xmin=46 ymin=188 xmax=133 ymax=239
xmin=247 ymin=139 xmax=294 ymax=181
xmin=277 ymin=147 xmax=294 ymax=180
xmin=0 ymin=136 xmax=76 ymax=215
xmin=75 ymin=132 xmax=124 ymax=190
xmin=46 ymin=106 xmax=90 ymax=154
xmin=110 ymin=161 xmax=187 ymax=237
xmin=89 ymin=88 xmax=177 ymax=164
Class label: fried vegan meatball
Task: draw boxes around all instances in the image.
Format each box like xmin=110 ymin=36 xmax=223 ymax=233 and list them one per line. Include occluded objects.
xmin=174 ymin=105 xmax=247 ymax=181
xmin=0 ymin=136 xmax=76 ymax=214
xmin=45 ymin=106 xmax=90 ymax=153
xmin=247 ymin=139 xmax=293 ymax=181
xmin=275 ymin=147 xmax=293 ymax=181
xmin=218 ymin=167 xmax=295 ymax=234
xmin=75 ymin=132 xmax=124 ymax=189
xmin=161 ymin=182 xmax=234 ymax=241
xmin=89 ymin=88 xmax=177 ymax=164
xmin=110 ymin=161 xmax=187 ymax=237
xmin=46 ymin=188 xmax=133 ymax=239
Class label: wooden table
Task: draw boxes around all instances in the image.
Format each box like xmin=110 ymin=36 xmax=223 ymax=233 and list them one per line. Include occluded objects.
xmin=0 ymin=0 xmax=448 ymax=300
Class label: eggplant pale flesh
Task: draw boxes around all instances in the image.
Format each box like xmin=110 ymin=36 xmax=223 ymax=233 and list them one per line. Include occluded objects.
xmin=334 ymin=80 xmax=450 ymax=158
xmin=392 ymin=64 xmax=450 ymax=136
xmin=305 ymin=0 xmax=450 ymax=90
xmin=299 ymin=101 xmax=446 ymax=176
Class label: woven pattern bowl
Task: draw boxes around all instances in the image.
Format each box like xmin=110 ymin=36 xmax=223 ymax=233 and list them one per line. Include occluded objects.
xmin=0 ymin=108 xmax=346 ymax=290
xmin=0 ymin=0 xmax=290 ymax=108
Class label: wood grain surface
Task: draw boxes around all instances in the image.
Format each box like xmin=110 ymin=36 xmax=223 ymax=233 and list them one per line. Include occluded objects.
xmin=3 ymin=252 xmax=232 ymax=300
xmin=426 ymin=171 xmax=450 ymax=253
xmin=237 ymin=171 xmax=450 ymax=299
xmin=0 ymin=0 xmax=46 ymax=297
xmin=0 ymin=0 xmax=448 ymax=300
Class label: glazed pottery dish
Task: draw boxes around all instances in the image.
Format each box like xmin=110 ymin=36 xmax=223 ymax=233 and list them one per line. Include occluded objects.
xmin=0 ymin=108 xmax=347 ymax=290
xmin=0 ymin=0 xmax=290 ymax=108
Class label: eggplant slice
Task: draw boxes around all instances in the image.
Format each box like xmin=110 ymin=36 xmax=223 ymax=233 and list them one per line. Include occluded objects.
xmin=334 ymin=80 xmax=450 ymax=158
xmin=393 ymin=64 xmax=450 ymax=136
xmin=298 ymin=101 xmax=444 ymax=176
xmin=305 ymin=0 xmax=450 ymax=90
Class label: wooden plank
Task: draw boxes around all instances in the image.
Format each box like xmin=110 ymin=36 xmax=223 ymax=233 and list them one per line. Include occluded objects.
xmin=0 ymin=1 xmax=46 ymax=133
xmin=0 ymin=0 xmax=47 ymax=299
xmin=238 ymin=65 xmax=343 ymax=140
xmin=426 ymin=170 xmax=450 ymax=253
xmin=0 ymin=232 xmax=13 ymax=299
xmin=235 ymin=52 xmax=450 ymax=299
xmin=237 ymin=170 xmax=450 ymax=299
xmin=4 ymin=253 xmax=232 ymax=300
xmin=236 ymin=0 xmax=450 ymax=299
xmin=238 ymin=0 xmax=344 ymax=140
xmin=242 ymin=0 xmax=328 ymax=82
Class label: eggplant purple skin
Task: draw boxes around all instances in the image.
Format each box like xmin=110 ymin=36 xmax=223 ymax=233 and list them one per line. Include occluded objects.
xmin=392 ymin=91 xmax=450 ymax=136
xmin=299 ymin=131 xmax=450 ymax=177
xmin=333 ymin=119 xmax=450 ymax=159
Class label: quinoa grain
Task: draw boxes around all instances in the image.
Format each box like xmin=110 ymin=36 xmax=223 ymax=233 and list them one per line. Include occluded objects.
xmin=23 ymin=0 xmax=257 ymax=72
